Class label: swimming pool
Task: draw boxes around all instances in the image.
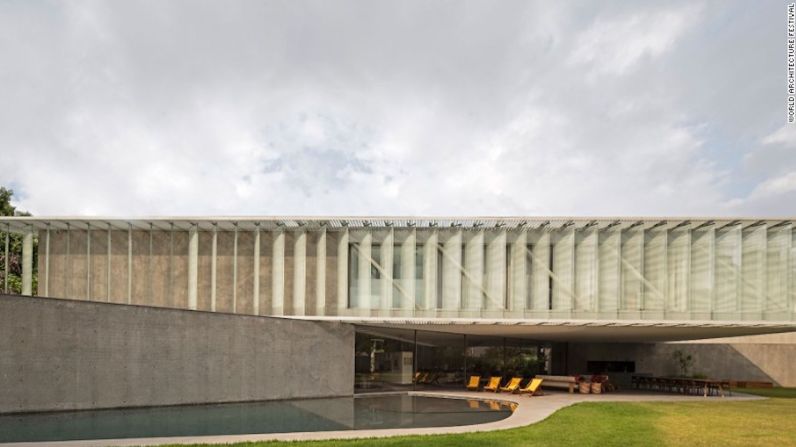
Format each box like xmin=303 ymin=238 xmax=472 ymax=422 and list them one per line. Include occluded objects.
xmin=0 ymin=394 xmax=515 ymax=443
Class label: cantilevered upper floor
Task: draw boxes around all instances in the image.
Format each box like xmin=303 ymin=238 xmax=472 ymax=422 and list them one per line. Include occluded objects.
xmin=1 ymin=216 xmax=795 ymax=325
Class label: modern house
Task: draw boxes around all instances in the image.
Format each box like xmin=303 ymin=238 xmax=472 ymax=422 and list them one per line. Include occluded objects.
xmin=1 ymin=216 xmax=795 ymax=412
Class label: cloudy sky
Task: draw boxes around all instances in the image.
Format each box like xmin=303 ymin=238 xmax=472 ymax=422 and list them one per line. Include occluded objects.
xmin=0 ymin=0 xmax=794 ymax=217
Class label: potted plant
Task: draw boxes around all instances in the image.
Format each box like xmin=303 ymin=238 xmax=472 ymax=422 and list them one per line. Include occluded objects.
xmin=590 ymin=375 xmax=605 ymax=394
xmin=578 ymin=375 xmax=591 ymax=394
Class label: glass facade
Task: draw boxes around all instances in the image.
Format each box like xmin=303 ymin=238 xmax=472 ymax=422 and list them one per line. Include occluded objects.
xmin=354 ymin=326 xmax=548 ymax=393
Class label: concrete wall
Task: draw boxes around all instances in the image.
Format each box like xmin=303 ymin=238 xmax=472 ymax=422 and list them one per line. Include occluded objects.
xmin=566 ymin=336 xmax=796 ymax=387
xmin=0 ymin=294 xmax=354 ymax=414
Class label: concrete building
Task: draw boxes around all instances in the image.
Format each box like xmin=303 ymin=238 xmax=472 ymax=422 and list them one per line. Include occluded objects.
xmin=1 ymin=216 xmax=795 ymax=412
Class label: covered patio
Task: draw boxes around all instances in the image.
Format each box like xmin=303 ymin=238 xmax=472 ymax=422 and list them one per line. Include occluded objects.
xmin=315 ymin=317 xmax=796 ymax=393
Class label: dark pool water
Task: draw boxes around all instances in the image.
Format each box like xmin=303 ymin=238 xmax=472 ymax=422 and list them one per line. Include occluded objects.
xmin=0 ymin=395 xmax=514 ymax=443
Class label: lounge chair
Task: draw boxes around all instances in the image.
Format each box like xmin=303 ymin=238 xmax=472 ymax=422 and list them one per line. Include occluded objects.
xmin=425 ymin=372 xmax=443 ymax=385
xmin=483 ymin=376 xmax=502 ymax=392
xmin=519 ymin=378 xmax=544 ymax=396
xmin=499 ymin=377 xmax=523 ymax=393
xmin=415 ymin=372 xmax=429 ymax=384
xmin=466 ymin=375 xmax=481 ymax=391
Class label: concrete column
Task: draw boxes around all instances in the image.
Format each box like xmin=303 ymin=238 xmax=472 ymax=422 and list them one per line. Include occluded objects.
xmin=21 ymin=228 xmax=33 ymax=296
xmin=293 ymin=231 xmax=307 ymax=316
xmin=232 ymin=224 xmax=238 ymax=313
xmin=510 ymin=230 xmax=527 ymax=314
xmin=337 ymin=229 xmax=349 ymax=314
xmin=211 ymin=224 xmax=218 ymax=312
xmin=127 ymin=224 xmax=132 ymax=304
xmin=44 ymin=226 xmax=51 ymax=297
xmin=734 ymin=225 xmax=743 ymax=312
xmin=742 ymin=224 xmax=767 ymax=314
xmin=442 ymin=230 xmax=462 ymax=310
xmin=400 ymin=229 xmax=416 ymax=310
xmin=643 ymin=229 xmax=667 ymax=311
xmin=106 ymin=225 xmax=111 ymax=301
xmin=188 ymin=225 xmax=199 ymax=310
xmin=148 ymin=224 xmax=154 ymax=304
xmin=380 ymin=229 xmax=394 ymax=311
xmin=552 ymin=229 xmax=575 ymax=311
xmin=65 ymin=224 xmax=71 ymax=298
xmin=463 ymin=230 xmax=484 ymax=311
xmin=668 ymin=229 xmax=691 ymax=312
xmin=357 ymin=231 xmax=372 ymax=309
xmin=316 ymin=228 xmax=327 ymax=316
xmin=424 ymin=230 xmax=438 ymax=310
xmin=485 ymin=229 xmax=507 ymax=310
xmin=168 ymin=223 xmax=175 ymax=308
xmin=620 ymin=228 xmax=647 ymax=311
xmin=86 ymin=223 xmax=91 ymax=300
xmin=272 ymin=231 xmax=285 ymax=315
xmin=253 ymin=226 xmax=260 ymax=315
xmin=575 ymin=229 xmax=598 ymax=311
xmin=531 ymin=231 xmax=550 ymax=311
xmin=3 ymin=224 xmax=8 ymax=294
xmin=598 ymin=229 xmax=621 ymax=313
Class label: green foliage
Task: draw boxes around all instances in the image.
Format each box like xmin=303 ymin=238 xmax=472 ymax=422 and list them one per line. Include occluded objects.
xmin=468 ymin=346 xmax=543 ymax=377
xmin=739 ymin=387 xmax=796 ymax=399
xmin=673 ymin=350 xmax=693 ymax=378
xmin=0 ymin=186 xmax=36 ymax=295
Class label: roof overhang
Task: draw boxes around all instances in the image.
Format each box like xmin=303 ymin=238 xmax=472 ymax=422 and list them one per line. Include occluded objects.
xmin=287 ymin=316 xmax=796 ymax=343
xmin=0 ymin=216 xmax=793 ymax=233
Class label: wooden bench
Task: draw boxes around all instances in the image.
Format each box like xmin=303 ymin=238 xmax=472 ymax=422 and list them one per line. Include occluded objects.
xmin=535 ymin=374 xmax=577 ymax=393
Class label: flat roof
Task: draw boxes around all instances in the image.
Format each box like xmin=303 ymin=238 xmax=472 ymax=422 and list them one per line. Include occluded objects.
xmin=0 ymin=216 xmax=793 ymax=232
xmin=293 ymin=316 xmax=796 ymax=342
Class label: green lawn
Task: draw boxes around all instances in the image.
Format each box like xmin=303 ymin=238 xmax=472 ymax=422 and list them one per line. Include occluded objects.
xmin=172 ymin=394 xmax=796 ymax=447
xmin=736 ymin=387 xmax=796 ymax=399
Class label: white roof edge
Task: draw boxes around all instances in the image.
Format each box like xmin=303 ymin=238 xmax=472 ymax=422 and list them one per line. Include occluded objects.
xmin=0 ymin=215 xmax=795 ymax=221
xmin=284 ymin=316 xmax=796 ymax=328
xmin=1 ymin=215 xmax=794 ymax=233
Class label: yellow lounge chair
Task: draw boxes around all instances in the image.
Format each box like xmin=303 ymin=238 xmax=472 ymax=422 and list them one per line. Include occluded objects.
xmin=519 ymin=378 xmax=544 ymax=396
xmin=484 ymin=376 xmax=502 ymax=392
xmin=466 ymin=375 xmax=481 ymax=391
xmin=499 ymin=377 xmax=523 ymax=393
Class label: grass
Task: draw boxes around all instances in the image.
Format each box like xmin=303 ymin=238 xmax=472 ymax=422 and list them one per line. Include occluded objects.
xmin=170 ymin=394 xmax=796 ymax=447
xmin=736 ymin=387 xmax=796 ymax=399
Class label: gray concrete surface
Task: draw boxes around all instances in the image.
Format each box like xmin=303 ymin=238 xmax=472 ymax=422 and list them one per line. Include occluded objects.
xmin=0 ymin=294 xmax=354 ymax=414
xmin=566 ymin=340 xmax=796 ymax=387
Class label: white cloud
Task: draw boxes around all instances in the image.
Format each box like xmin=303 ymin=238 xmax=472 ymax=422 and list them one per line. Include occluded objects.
xmin=568 ymin=4 xmax=702 ymax=76
xmin=0 ymin=1 xmax=789 ymax=217
xmin=748 ymin=172 xmax=796 ymax=199
xmin=761 ymin=125 xmax=796 ymax=147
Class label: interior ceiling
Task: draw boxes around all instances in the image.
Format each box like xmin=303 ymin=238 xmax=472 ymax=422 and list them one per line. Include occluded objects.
xmin=300 ymin=317 xmax=796 ymax=343
xmin=355 ymin=322 xmax=796 ymax=343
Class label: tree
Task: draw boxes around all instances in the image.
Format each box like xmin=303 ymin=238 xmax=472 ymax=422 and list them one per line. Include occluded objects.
xmin=0 ymin=187 xmax=36 ymax=294
xmin=673 ymin=349 xmax=693 ymax=377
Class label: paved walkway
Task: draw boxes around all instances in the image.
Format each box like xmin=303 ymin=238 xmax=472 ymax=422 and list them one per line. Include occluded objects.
xmin=2 ymin=390 xmax=763 ymax=447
